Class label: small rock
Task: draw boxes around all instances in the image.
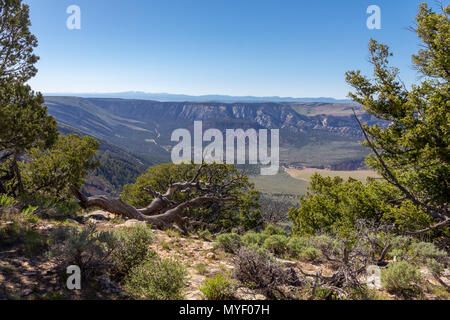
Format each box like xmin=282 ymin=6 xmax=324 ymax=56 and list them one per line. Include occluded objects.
xmin=235 ymin=287 xmax=266 ymax=300
xmin=84 ymin=211 xmax=111 ymax=221
xmin=22 ymin=289 xmax=33 ymax=296
xmin=366 ymin=265 xmax=382 ymax=289
xmin=38 ymin=224 xmax=54 ymax=231
xmin=206 ymin=252 xmax=216 ymax=260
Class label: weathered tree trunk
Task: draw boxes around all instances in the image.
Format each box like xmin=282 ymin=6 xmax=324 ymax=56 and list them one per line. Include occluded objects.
xmin=0 ymin=154 xmax=17 ymax=196
xmin=12 ymin=154 xmax=24 ymax=195
xmin=70 ymin=186 xmax=232 ymax=231
xmin=71 ymin=164 xmax=237 ymax=232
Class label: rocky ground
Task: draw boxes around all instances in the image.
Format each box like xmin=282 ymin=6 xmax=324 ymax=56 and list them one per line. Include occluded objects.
xmin=0 ymin=210 xmax=449 ymax=300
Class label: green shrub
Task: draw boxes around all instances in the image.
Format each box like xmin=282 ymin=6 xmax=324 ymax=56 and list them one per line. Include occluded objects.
xmin=214 ymin=233 xmax=242 ymax=253
xmin=48 ymin=224 xmax=117 ymax=279
xmin=0 ymin=194 xmax=15 ymax=208
xmin=19 ymin=205 xmax=40 ymax=224
xmin=381 ymin=261 xmax=421 ymax=296
xmin=21 ymin=205 xmax=38 ymax=216
xmin=309 ymin=235 xmax=337 ymax=249
xmin=389 ymin=240 xmax=447 ymax=278
xmin=308 ymin=285 xmax=335 ymax=300
xmin=287 ymin=236 xmax=309 ymax=256
xmin=426 ymin=258 xmax=445 ymax=277
xmin=26 ymin=215 xmax=39 ymax=224
xmin=308 ymin=235 xmax=341 ymax=258
xmin=200 ymin=272 xmax=236 ymax=300
xmin=17 ymin=193 xmax=80 ymax=219
xmin=161 ymin=241 xmax=171 ymax=251
xmin=263 ymin=235 xmax=288 ymax=256
xmin=298 ymin=247 xmax=321 ymax=262
xmin=387 ymin=236 xmax=412 ymax=260
xmin=166 ymin=228 xmax=181 ymax=238
xmin=244 ymin=242 xmax=273 ymax=258
xmin=112 ymin=224 xmax=155 ymax=278
xmin=241 ymin=232 xmax=267 ymax=247
xmin=23 ymin=230 xmax=48 ymax=256
xmin=287 ymin=236 xmax=322 ymax=261
xmin=410 ymin=242 xmax=447 ymax=264
xmin=125 ymin=257 xmax=187 ymax=300
xmin=195 ymin=263 xmax=207 ymax=275
xmin=410 ymin=242 xmax=447 ymax=277
xmin=198 ymin=229 xmax=212 ymax=241
xmin=262 ymin=224 xmax=287 ymax=236
xmin=22 ymin=134 xmax=99 ymax=201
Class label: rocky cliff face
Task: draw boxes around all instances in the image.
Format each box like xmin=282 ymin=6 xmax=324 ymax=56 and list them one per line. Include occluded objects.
xmin=44 ymin=96 xmax=382 ymax=173
xmin=46 ymin=97 xmax=384 ymax=139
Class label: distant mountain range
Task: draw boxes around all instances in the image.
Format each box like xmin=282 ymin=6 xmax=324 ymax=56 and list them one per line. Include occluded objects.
xmin=45 ymin=91 xmax=355 ymax=104
xmin=45 ymin=95 xmax=381 ymax=161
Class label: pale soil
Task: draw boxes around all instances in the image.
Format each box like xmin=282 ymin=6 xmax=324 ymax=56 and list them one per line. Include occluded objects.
xmin=0 ymin=248 xmax=60 ymax=299
xmin=285 ymin=167 xmax=380 ymax=183
xmin=148 ymin=230 xmax=266 ymax=300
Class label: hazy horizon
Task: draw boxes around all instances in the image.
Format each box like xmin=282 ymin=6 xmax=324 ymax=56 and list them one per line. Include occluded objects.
xmin=25 ymin=0 xmax=434 ymax=99
xmin=42 ymin=90 xmax=355 ymax=103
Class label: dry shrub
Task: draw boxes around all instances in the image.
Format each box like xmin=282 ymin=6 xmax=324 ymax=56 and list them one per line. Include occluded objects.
xmin=233 ymin=247 xmax=301 ymax=299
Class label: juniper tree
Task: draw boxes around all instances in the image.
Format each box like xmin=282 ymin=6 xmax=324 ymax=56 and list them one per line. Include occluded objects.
xmin=0 ymin=0 xmax=58 ymax=195
xmin=22 ymin=134 xmax=100 ymax=201
xmin=345 ymin=3 xmax=449 ymax=234
xmin=0 ymin=0 xmax=39 ymax=82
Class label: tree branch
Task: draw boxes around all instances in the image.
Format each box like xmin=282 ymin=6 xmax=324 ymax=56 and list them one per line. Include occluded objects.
xmin=352 ymin=109 xmax=448 ymax=222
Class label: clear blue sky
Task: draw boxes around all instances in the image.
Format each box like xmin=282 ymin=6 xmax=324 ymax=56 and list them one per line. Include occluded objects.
xmin=25 ymin=0 xmax=441 ymax=99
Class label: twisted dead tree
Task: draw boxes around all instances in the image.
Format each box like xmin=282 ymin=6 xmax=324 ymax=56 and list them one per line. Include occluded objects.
xmin=297 ymin=221 xmax=393 ymax=299
xmin=71 ymin=164 xmax=239 ymax=232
